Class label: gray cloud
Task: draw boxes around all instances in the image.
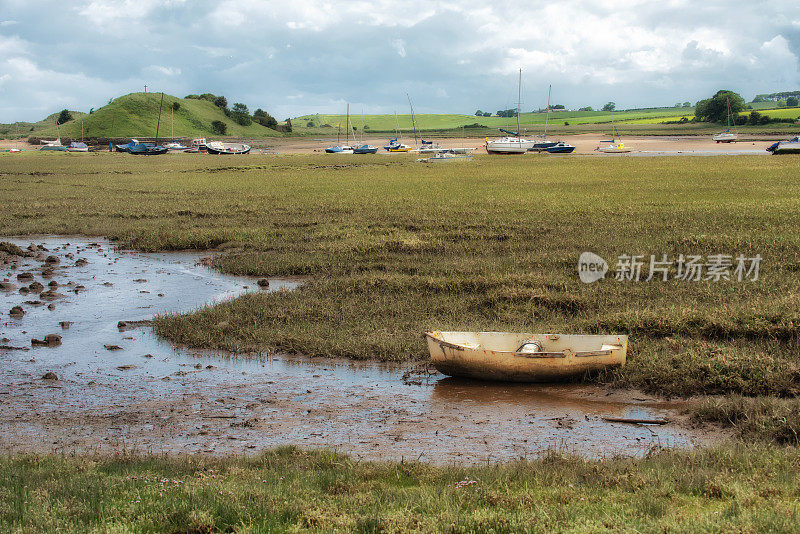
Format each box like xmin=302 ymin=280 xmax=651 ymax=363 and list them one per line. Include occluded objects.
xmin=0 ymin=0 xmax=799 ymax=122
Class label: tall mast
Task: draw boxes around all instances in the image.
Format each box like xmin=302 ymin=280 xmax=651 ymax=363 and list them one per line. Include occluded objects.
xmin=544 ymin=84 xmax=551 ymax=139
xmin=346 ymin=103 xmax=350 ymax=145
xmin=407 ymin=93 xmax=418 ymax=147
xmin=155 ymin=92 xmax=164 ymax=146
xmin=517 ymin=68 xmax=522 ymax=144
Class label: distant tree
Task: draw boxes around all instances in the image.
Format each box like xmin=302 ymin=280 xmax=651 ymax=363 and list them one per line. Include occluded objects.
xmin=578 ymin=106 xmax=593 ymax=112
xmin=753 ymin=96 xmax=765 ymax=103
xmin=552 ymin=104 xmax=565 ymax=110
xmin=602 ymin=102 xmax=616 ymax=112
xmin=683 ymin=102 xmax=692 ymax=107
xmin=172 ymin=102 xmax=180 ymax=111
xmin=787 ymin=96 xmax=799 ymax=107
xmin=230 ymin=102 xmax=252 ymax=126
xmin=306 ymin=121 xmax=315 ymax=127
xmin=475 ymin=110 xmax=484 ymax=116
xmin=694 ymin=90 xmax=746 ymax=123
xmin=200 ymin=93 xmax=217 ymax=102
xmin=777 ymin=99 xmax=787 ymax=108
xmin=213 ymin=96 xmax=228 ymax=109
xmin=185 ymin=94 xmax=200 ymax=99
xmin=211 ymin=120 xmax=227 ymax=135
xmin=56 ymin=109 xmax=72 ymax=125
xmin=283 ymin=118 xmax=292 ymax=133
xmin=89 ymin=107 xmax=94 ymax=114
xmin=253 ymin=108 xmax=278 ymax=129
xmin=495 ymin=108 xmax=518 ymax=118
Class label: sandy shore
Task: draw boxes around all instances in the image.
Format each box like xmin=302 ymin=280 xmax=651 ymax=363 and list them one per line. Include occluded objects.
xmin=253 ymin=133 xmax=776 ymax=155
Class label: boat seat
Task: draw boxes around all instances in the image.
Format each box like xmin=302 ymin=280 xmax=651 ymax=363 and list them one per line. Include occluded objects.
xmin=460 ymin=342 xmax=481 ymax=350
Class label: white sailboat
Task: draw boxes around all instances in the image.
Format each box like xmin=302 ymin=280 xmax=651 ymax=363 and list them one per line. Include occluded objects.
xmin=325 ymin=104 xmax=354 ymax=153
xmin=597 ymin=109 xmax=633 ymax=153
xmin=712 ymin=97 xmax=738 ymax=143
xmin=487 ymin=69 xmax=534 ymax=154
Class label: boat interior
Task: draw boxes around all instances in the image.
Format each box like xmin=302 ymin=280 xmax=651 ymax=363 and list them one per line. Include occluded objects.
xmin=427 ymin=331 xmax=626 ymax=355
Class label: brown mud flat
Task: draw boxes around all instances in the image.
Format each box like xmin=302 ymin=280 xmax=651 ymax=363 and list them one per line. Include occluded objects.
xmin=1 ymin=237 xmax=725 ymax=464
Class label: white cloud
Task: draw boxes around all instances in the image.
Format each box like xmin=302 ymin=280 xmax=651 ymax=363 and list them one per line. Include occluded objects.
xmin=145 ymin=65 xmax=182 ymax=76
xmin=391 ymin=39 xmax=406 ymax=58
xmin=1 ymin=0 xmax=799 ymax=121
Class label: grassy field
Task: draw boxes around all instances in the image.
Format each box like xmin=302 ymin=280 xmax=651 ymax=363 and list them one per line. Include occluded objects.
xmin=294 ymin=107 xmax=697 ymax=134
xmin=2 ymin=446 xmax=799 ymax=532
xmin=28 ymin=93 xmax=282 ymax=140
xmin=293 ymin=106 xmax=800 ymax=134
xmin=1 ymin=152 xmax=799 ymax=400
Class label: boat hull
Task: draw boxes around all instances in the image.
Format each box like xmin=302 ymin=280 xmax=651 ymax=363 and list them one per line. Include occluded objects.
xmin=486 ymin=137 xmax=535 ymax=154
xmin=767 ymin=141 xmax=800 ymax=154
xmin=425 ymin=331 xmax=627 ymax=382
xmin=206 ymin=142 xmax=251 ymax=155
xmin=546 ymin=144 xmax=575 ymax=154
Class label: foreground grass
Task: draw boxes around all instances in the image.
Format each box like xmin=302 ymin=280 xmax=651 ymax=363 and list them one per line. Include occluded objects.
xmin=1 ymin=446 xmax=799 ymax=532
xmin=1 ymin=153 xmax=799 ymax=398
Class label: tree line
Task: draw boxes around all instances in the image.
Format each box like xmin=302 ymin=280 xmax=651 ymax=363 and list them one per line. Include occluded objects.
xmin=185 ymin=93 xmax=287 ymax=134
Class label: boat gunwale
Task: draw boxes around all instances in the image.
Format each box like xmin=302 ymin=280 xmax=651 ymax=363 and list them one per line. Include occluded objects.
xmin=423 ymin=331 xmax=625 ymax=359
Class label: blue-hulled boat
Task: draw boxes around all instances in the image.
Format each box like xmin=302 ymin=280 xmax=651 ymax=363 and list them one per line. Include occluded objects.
xmin=129 ymin=143 xmax=167 ymax=155
xmin=546 ymin=142 xmax=576 ymax=154
xmin=40 ymin=145 xmax=68 ymax=152
xmin=353 ymin=144 xmax=378 ymax=154
xmin=767 ymin=136 xmax=800 ymax=154
xmin=325 ymin=145 xmax=354 ymax=154
xmin=115 ymin=139 xmax=140 ymax=153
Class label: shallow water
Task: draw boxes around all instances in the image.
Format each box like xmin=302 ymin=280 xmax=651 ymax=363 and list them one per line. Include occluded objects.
xmin=1 ymin=237 xmax=718 ymax=463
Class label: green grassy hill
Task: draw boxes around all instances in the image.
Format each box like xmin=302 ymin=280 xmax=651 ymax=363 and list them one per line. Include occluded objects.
xmin=0 ymin=111 xmax=87 ymax=138
xmin=30 ymin=93 xmax=282 ymax=140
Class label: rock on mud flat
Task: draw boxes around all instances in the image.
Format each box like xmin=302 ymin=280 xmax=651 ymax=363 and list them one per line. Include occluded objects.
xmin=257 ymin=279 xmax=270 ymax=289
xmin=0 ymin=281 xmax=17 ymax=291
xmin=28 ymin=281 xmax=44 ymax=292
xmin=41 ymin=372 xmax=58 ymax=380
xmin=44 ymin=255 xmax=60 ymax=264
xmin=16 ymin=272 xmax=34 ymax=282
xmin=104 ymin=344 xmax=123 ymax=351
xmin=32 ymin=334 xmax=62 ymax=347
xmin=39 ymin=289 xmax=65 ymax=301
xmin=9 ymin=306 xmax=25 ymax=318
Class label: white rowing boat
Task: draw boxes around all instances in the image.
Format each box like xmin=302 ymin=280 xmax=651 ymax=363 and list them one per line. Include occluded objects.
xmin=424 ymin=331 xmax=627 ymax=382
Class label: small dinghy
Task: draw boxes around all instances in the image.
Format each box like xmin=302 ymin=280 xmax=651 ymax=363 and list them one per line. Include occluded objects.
xmin=325 ymin=145 xmax=354 ymax=154
xmin=766 ymin=136 xmax=800 ymax=155
xmin=424 ymin=331 xmax=627 ymax=382
xmin=67 ymin=142 xmax=89 ymax=152
xmin=129 ymin=143 xmax=167 ymax=155
xmin=205 ymin=141 xmax=251 ymax=155
xmin=545 ymin=141 xmax=575 ymax=154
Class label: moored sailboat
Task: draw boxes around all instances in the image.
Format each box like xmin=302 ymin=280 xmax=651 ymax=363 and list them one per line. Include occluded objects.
xmin=487 ymin=69 xmax=534 ymax=154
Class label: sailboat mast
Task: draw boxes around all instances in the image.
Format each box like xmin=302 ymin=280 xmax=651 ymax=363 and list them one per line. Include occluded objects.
xmin=517 ymin=68 xmax=522 ymax=144
xmin=346 ymin=103 xmax=350 ymax=145
xmin=544 ymin=84 xmax=551 ymax=139
xmin=407 ymin=94 xmax=418 ymax=147
xmin=155 ymin=92 xmax=164 ymax=146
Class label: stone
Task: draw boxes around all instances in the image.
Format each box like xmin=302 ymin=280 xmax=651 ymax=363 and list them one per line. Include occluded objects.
xmin=41 ymin=372 xmax=58 ymax=380
xmin=9 ymin=305 xmax=25 ymax=318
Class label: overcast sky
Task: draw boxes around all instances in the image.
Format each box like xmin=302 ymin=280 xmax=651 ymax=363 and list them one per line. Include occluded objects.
xmin=1 ymin=0 xmax=798 ymax=122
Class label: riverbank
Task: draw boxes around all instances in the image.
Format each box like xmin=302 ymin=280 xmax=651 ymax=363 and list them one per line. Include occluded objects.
xmin=2 ymin=446 xmax=798 ymax=532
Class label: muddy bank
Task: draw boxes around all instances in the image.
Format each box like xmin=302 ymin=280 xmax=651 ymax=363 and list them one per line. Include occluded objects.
xmin=1 ymin=237 xmax=723 ymax=463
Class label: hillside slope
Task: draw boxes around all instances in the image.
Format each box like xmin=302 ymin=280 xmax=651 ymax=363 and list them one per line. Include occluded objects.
xmin=32 ymin=93 xmax=282 ymax=139
xmin=0 ymin=111 xmax=87 ymax=138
